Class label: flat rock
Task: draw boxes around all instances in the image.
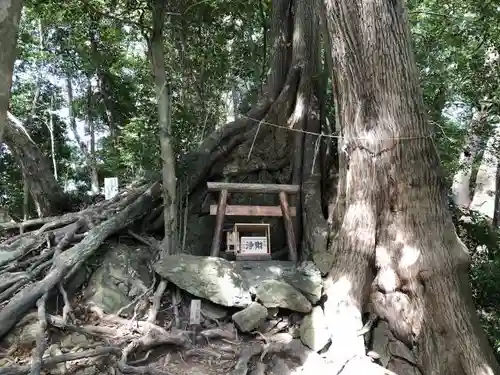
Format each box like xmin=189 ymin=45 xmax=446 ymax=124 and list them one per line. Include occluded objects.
xmin=234 ymin=261 xmax=323 ymax=300
xmin=255 ymin=279 xmax=312 ymax=313
xmin=232 ymin=302 xmax=268 ymax=332
xmin=299 ymin=306 xmax=330 ymax=351
xmin=155 ymin=256 xmax=323 ymax=310
xmin=154 ymin=255 xmax=251 ymax=307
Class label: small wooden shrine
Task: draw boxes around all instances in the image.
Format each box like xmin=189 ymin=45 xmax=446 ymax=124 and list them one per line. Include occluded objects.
xmin=207 ymin=182 xmax=299 ymax=262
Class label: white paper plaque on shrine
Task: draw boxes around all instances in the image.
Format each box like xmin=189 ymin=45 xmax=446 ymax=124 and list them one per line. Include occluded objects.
xmin=240 ymin=236 xmax=268 ymax=254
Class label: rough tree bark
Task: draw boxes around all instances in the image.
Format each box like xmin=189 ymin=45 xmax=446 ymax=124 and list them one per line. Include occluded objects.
xmin=0 ymin=0 xmax=23 ymax=143
xmin=3 ymin=114 xmax=67 ymax=217
xmin=149 ymin=0 xmax=177 ymax=256
xmin=179 ymin=0 xmax=332 ymax=266
xmin=451 ymin=107 xmax=491 ymax=208
xmin=322 ymin=0 xmax=500 ymax=374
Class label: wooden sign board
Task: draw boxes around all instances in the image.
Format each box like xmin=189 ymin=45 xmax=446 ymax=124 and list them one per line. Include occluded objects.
xmin=189 ymin=299 xmax=202 ymax=325
xmin=104 ymin=177 xmax=119 ymax=200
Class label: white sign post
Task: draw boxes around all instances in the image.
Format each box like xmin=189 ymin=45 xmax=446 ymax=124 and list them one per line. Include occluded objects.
xmin=189 ymin=299 xmax=201 ymax=325
xmin=190 ymin=299 xmax=202 ymax=344
xmin=104 ymin=177 xmax=119 ymax=200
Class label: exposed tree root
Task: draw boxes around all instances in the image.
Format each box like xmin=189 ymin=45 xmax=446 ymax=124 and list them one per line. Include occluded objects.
xmin=0 ymin=347 xmax=120 ymax=375
xmin=147 ymin=279 xmax=168 ymax=323
xmin=0 ymin=301 xmax=191 ymax=375
xmin=0 ymin=182 xmax=162 ymax=339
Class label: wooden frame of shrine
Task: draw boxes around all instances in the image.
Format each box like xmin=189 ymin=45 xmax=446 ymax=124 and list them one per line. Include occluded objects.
xmin=207 ymin=182 xmax=299 ymax=262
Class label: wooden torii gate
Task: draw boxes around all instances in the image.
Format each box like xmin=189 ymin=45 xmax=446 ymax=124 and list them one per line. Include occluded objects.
xmin=207 ymin=182 xmax=299 ymax=262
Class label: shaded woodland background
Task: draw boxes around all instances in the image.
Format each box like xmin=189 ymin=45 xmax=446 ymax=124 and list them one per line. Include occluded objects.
xmin=2 ymin=0 xmax=500 ymax=360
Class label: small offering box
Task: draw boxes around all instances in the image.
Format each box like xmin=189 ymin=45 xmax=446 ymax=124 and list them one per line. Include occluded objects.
xmin=226 ymin=223 xmax=271 ymax=260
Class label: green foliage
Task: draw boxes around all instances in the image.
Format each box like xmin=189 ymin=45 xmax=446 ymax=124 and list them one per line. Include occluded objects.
xmin=454 ymin=210 xmax=500 ymax=355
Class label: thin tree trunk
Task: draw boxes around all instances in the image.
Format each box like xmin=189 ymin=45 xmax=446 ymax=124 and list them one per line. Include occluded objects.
xmin=322 ymin=0 xmax=500 ymax=374
xmin=47 ymin=94 xmax=57 ymax=180
xmin=86 ymin=77 xmax=99 ymax=195
xmin=452 ymin=108 xmax=490 ymax=208
xmin=89 ymin=29 xmax=116 ymax=141
xmin=23 ymin=175 xmax=29 ymax=220
xmin=149 ymin=0 xmax=177 ymax=256
xmin=66 ymin=76 xmax=87 ymax=153
xmin=493 ymin=158 xmax=500 ymax=227
xmin=24 ymin=18 xmax=44 ymax=128
xmin=0 ymin=0 xmax=23 ymax=143
xmin=66 ymin=76 xmax=98 ymax=194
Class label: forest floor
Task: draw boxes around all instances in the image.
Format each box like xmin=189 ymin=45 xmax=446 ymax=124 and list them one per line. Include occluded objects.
xmin=0 ymin=181 xmax=390 ymax=375
xmin=0 ymin=182 xmax=314 ymax=375
xmin=0 ymin=285 xmax=305 ymax=375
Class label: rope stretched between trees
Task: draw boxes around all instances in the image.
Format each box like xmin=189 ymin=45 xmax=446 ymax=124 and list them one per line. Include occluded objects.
xmin=239 ymin=113 xmax=441 ymax=174
xmin=239 ymin=113 xmax=435 ymax=141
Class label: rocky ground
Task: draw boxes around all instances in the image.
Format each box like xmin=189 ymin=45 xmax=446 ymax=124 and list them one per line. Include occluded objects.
xmin=0 ymin=242 xmax=332 ymax=375
xmin=0 ymin=182 xmax=395 ymax=375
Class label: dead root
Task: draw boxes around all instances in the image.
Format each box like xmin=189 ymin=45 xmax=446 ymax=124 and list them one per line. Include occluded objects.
xmin=0 ymin=303 xmax=191 ymax=375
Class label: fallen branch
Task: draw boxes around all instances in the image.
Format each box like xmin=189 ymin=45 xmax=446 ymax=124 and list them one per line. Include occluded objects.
xmin=0 ymin=215 xmax=72 ymax=232
xmin=184 ymin=347 xmax=234 ymax=360
xmin=127 ymin=230 xmax=163 ymax=254
xmin=46 ymin=313 xmax=118 ymax=338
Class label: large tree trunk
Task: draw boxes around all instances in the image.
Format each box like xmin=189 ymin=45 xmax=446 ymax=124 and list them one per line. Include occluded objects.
xmin=322 ymin=0 xmax=500 ymax=374
xmin=177 ymin=0 xmax=332 ymax=266
xmin=3 ymin=117 xmax=68 ymax=217
xmin=0 ymin=0 xmax=23 ymax=142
